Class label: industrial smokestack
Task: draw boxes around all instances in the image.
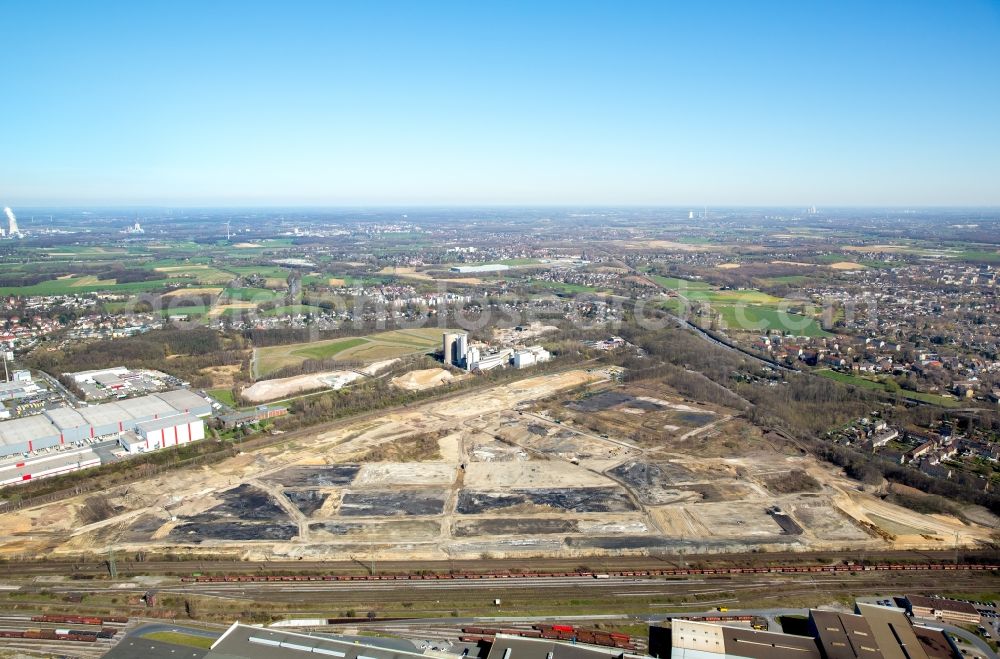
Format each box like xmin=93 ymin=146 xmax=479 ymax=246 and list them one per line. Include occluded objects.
xmin=3 ymin=207 xmax=20 ymax=238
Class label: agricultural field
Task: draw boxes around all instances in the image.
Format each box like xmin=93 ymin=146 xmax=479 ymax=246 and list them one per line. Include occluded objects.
xmin=815 ymin=369 xmax=962 ymax=407
xmin=651 ymin=274 xmax=831 ymax=337
xmin=255 ymin=327 xmax=450 ymax=376
xmin=153 ymin=263 xmax=235 ymax=284
xmin=0 ymin=275 xmax=169 ymax=296
xmin=532 ymin=280 xmax=612 ymax=294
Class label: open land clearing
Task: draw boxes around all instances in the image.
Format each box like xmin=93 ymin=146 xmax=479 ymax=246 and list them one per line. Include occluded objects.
xmin=617 ymin=240 xmax=725 ymax=252
xmin=391 ymin=368 xmax=466 ymax=391
xmin=208 ymin=301 xmax=257 ymax=317
xmin=161 ymin=286 xmax=224 ymax=298
xmin=255 ymin=327 xmax=449 ymax=376
xmin=242 ymin=370 xmax=366 ymax=403
xmin=378 ymin=266 xmax=483 ymax=285
xmin=0 ymin=369 xmax=991 ymax=563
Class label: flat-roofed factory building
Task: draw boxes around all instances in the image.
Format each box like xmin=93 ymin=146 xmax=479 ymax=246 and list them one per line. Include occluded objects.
xmin=0 ymin=447 xmax=100 ymax=486
xmin=0 ymin=415 xmax=63 ymax=456
xmin=903 ymin=595 xmax=981 ymax=625
xmin=120 ymin=413 xmax=205 ymax=454
xmin=78 ymin=401 xmax=133 ymax=439
xmin=0 ymin=389 xmax=216 ymax=459
xmin=115 ymin=394 xmax=178 ymax=424
xmin=153 ymin=389 xmax=213 ymax=417
xmin=661 ymin=602 xmax=954 ymax=659
xmin=42 ymin=406 xmax=90 ymax=444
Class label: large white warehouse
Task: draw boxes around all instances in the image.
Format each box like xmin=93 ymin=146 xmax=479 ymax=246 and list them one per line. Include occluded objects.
xmin=119 ymin=413 xmax=206 ymax=454
xmin=0 ymin=389 xmax=213 ymax=458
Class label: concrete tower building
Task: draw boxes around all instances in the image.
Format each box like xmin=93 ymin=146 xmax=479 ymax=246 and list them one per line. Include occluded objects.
xmin=442 ymin=333 xmax=457 ymax=366
xmin=442 ymin=332 xmax=470 ymax=367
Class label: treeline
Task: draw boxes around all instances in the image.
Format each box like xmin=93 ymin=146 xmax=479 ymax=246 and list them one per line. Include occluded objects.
xmin=275 ymin=351 xmax=586 ymax=431
xmin=809 ymin=438 xmax=1000 ymax=514
xmin=612 ymin=307 xmax=1000 ymax=514
xmin=263 ymin=358 xmax=366 ymax=382
xmin=94 ymin=265 xmax=165 ymax=284
xmin=738 ymin=375 xmax=874 ymax=438
xmin=623 ymin=359 xmax=749 ymax=411
xmin=0 ymin=273 xmax=60 ymax=288
xmin=28 ymin=328 xmax=248 ymax=388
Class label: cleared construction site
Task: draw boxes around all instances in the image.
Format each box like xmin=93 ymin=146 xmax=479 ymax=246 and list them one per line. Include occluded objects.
xmin=0 ymin=368 xmax=994 ymax=562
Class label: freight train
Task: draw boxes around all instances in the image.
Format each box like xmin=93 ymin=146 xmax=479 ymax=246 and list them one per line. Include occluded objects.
xmin=180 ymin=562 xmax=999 ymax=584
xmin=30 ymin=614 xmax=128 ymax=625
xmin=0 ymin=627 xmax=119 ymax=642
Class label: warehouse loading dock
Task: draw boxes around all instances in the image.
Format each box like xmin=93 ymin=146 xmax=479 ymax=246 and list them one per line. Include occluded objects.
xmin=120 ymin=413 xmax=205 ymax=454
xmin=0 ymin=389 xmax=214 ymax=459
xmin=0 ymin=448 xmax=101 ymax=486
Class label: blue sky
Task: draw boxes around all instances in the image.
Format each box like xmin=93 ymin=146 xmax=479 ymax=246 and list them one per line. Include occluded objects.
xmin=1 ymin=1 xmax=998 ymax=206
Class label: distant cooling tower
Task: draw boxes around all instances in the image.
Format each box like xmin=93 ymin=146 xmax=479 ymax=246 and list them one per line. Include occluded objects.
xmin=3 ymin=207 xmax=20 ymax=238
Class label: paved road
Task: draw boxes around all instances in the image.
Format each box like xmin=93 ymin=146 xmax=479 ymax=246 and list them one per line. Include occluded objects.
xmin=913 ymin=617 xmax=997 ymax=658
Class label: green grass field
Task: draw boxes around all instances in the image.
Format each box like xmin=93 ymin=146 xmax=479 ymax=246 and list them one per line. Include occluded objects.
xmin=648 ymin=274 xmax=713 ymax=291
xmin=652 ymin=275 xmax=829 ymax=337
xmin=951 ymin=249 xmax=1000 ymax=263
xmin=816 ymin=369 xmax=961 ymax=407
xmin=255 ymin=327 xmax=449 ymax=376
xmin=227 ymin=265 xmax=292 ymax=278
xmin=698 ymin=289 xmax=783 ymax=305
xmin=223 ymin=287 xmax=284 ymax=302
xmin=159 ymin=303 xmax=213 ymax=317
xmin=208 ymin=388 xmax=237 ymax=407
xmin=0 ymin=276 xmax=169 ymax=296
xmin=154 ymin=264 xmax=235 ymax=284
xmin=293 ymin=337 xmax=368 ymax=360
xmin=716 ymin=304 xmax=831 ymax=337
xmin=142 ymin=631 xmax=216 ymax=649
xmin=532 ymin=280 xmax=610 ymax=294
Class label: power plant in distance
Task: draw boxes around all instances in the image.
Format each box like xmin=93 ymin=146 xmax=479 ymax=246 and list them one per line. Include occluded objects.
xmin=2 ymin=207 xmax=23 ymax=239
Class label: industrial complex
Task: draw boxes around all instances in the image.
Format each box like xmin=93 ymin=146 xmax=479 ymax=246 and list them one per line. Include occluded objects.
xmin=661 ymin=602 xmax=967 ymax=659
xmin=0 ymin=388 xmax=212 ymax=485
xmin=0 ymin=388 xmax=211 ymax=458
xmin=443 ymin=331 xmax=551 ymax=372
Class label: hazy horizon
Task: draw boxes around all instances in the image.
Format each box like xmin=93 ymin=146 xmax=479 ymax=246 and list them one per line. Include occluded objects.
xmin=3 ymin=1 xmax=999 ymax=206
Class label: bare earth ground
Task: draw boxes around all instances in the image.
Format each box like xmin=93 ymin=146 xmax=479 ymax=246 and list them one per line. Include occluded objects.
xmin=0 ymin=369 xmax=992 ymax=563
xmin=160 ymin=287 xmax=224 ymax=297
xmin=242 ymin=370 xmax=365 ymax=403
xmin=208 ymin=301 xmax=257 ymax=317
xmin=199 ymin=363 xmax=245 ymax=389
xmin=391 ymin=368 xmax=465 ymax=391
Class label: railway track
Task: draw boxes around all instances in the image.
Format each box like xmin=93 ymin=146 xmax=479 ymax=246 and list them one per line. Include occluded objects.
xmin=176 ymin=561 xmax=1000 ymax=586
xmin=7 ymin=548 xmax=997 ymax=578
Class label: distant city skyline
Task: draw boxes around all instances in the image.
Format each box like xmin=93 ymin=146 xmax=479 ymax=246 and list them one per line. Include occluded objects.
xmin=2 ymin=1 xmax=999 ymax=206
